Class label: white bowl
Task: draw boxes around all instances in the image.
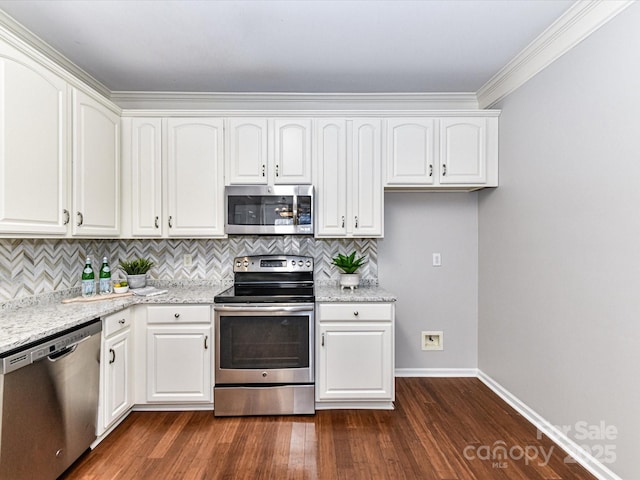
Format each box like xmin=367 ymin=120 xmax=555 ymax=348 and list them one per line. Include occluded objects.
xmin=113 ymin=286 xmax=130 ymax=294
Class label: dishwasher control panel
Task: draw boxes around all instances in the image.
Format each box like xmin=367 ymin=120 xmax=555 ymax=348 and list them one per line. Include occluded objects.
xmin=0 ymin=318 xmax=102 ymax=374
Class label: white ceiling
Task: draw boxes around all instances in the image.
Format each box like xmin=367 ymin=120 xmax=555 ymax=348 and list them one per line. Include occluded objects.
xmin=0 ymin=0 xmax=575 ymax=94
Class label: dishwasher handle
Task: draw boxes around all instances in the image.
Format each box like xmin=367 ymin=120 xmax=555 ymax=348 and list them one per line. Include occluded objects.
xmin=48 ymin=343 xmax=78 ymax=362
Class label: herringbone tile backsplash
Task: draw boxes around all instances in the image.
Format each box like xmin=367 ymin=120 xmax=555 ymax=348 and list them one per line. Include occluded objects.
xmin=0 ymin=237 xmax=377 ymax=302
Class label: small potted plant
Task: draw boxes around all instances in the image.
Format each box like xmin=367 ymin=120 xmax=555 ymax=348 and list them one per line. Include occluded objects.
xmin=332 ymin=251 xmax=366 ymax=290
xmin=118 ymin=258 xmax=154 ymax=289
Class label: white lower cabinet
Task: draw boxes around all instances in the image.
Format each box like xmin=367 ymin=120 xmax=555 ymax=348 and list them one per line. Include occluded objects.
xmin=316 ymin=302 xmax=395 ymax=407
xmin=145 ymin=305 xmax=212 ymax=403
xmin=98 ymin=309 xmax=133 ymax=436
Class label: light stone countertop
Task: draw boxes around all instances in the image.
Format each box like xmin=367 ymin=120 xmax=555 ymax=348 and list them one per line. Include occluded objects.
xmin=0 ymin=283 xmax=228 ymax=355
xmin=314 ymin=284 xmax=397 ymax=303
xmin=0 ymin=282 xmax=396 ymax=355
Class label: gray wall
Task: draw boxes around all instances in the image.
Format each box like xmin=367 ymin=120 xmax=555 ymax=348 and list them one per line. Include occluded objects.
xmin=379 ymin=192 xmax=478 ymax=370
xmin=478 ymin=4 xmax=640 ymax=479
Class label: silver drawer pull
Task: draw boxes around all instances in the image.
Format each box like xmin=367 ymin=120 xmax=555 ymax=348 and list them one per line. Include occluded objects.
xmin=174 ymin=313 xmax=180 ymax=318
xmin=118 ymin=319 xmax=126 ymax=325
xmin=353 ymin=311 xmax=359 ymax=317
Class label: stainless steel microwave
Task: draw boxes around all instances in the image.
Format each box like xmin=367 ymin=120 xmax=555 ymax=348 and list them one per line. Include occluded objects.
xmin=225 ymin=185 xmax=313 ymax=235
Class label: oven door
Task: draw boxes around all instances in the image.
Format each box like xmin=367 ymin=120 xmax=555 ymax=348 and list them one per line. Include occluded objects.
xmin=214 ymin=303 xmax=314 ymax=385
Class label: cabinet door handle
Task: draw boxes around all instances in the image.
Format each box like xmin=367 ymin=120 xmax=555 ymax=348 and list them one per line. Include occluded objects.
xmin=355 ymin=216 xmax=359 ymax=229
xmin=341 ymin=216 xmax=345 ymax=228
xmin=321 ymin=333 xmax=325 ymax=347
xmin=442 ymin=164 xmax=447 ymax=176
xmin=63 ymin=209 xmax=70 ymax=225
xmin=109 ymin=348 xmax=115 ymax=364
xmin=76 ymin=211 xmax=84 ymax=226
xmin=262 ymin=164 xmax=266 ymax=177
xmin=204 ymin=335 xmax=209 ymax=350
xmin=174 ymin=313 xmax=180 ymax=318
xmin=275 ymin=164 xmax=279 ymax=177
xmin=429 ymin=164 xmax=433 ymax=177
xmin=154 ymin=216 xmax=159 ymax=228
xmin=168 ymin=216 xmax=173 ymax=228
xmin=353 ymin=311 xmax=359 ymax=317
xmin=118 ymin=319 xmax=126 ymax=325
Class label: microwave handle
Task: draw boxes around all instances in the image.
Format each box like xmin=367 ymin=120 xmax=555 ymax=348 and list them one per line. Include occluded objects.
xmin=293 ymin=194 xmax=299 ymax=226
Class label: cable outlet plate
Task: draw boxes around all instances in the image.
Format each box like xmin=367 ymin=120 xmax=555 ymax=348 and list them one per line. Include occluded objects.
xmin=422 ymin=331 xmax=443 ymax=351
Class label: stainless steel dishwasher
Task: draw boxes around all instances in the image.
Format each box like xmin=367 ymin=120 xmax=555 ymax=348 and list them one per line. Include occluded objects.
xmin=0 ymin=318 xmax=102 ymax=480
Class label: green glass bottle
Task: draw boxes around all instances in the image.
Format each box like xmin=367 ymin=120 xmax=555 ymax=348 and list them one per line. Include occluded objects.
xmin=99 ymin=257 xmax=112 ymax=295
xmin=81 ymin=257 xmax=95 ymax=297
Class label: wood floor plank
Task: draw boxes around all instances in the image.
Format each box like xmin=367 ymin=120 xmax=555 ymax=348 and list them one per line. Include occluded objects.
xmin=62 ymin=378 xmax=597 ymax=480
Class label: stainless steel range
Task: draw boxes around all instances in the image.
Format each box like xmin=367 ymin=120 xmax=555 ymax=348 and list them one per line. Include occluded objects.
xmin=213 ymin=255 xmax=315 ymax=416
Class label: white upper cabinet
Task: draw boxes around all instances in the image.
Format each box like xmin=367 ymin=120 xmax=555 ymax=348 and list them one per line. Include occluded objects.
xmin=166 ymin=118 xmax=225 ymax=237
xmin=226 ymin=118 xmax=312 ymax=185
xmin=385 ymin=118 xmax=436 ymax=186
xmin=124 ymin=117 xmax=225 ymax=238
xmin=130 ymin=118 xmax=163 ymax=236
xmin=72 ymin=89 xmax=120 ymax=236
xmin=226 ymin=118 xmax=268 ymax=184
xmin=440 ymin=117 xmax=488 ymax=185
xmin=0 ymin=42 xmax=69 ymax=235
xmin=315 ymin=118 xmax=383 ymax=238
xmin=273 ymin=118 xmax=312 ymax=184
xmin=384 ymin=115 xmax=498 ymax=189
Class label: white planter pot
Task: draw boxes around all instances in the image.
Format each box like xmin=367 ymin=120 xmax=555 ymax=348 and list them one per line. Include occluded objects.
xmin=339 ymin=273 xmax=361 ymax=290
xmin=126 ymin=274 xmax=147 ymax=289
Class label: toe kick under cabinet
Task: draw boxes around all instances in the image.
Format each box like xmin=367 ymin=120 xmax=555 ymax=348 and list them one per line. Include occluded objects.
xmin=316 ymin=302 xmax=395 ymax=409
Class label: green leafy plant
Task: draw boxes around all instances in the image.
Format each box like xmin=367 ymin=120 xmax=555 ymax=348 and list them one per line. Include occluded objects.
xmin=331 ymin=251 xmax=366 ymax=274
xmin=118 ymin=258 xmax=154 ymax=275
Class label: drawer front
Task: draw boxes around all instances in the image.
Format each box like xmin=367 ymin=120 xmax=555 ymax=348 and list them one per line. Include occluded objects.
xmin=318 ymin=303 xmax=393 ymax=322
xmin=146 ymin=305 xmax=211 ymax=324
xmin=103 ymin=309 xmax=131 ymax=337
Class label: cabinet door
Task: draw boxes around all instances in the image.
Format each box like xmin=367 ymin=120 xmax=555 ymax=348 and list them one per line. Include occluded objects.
xmin=273 ymin=118 xmax=312 ymax=184
xmin=146 ymin=326 xmax=212 ymax=403
xmin=0 ymin=42 xmax=69 ymax=235
xmin=72 ymin=89 xmax=120 ymax=236
xmin=226 ymin=118 xmax=268 ymax=184
xmin=351 ymin=119 xmax=383 ymax=237
xmin=103 ymin=328 xmax=132 ymax=430
xmin=317 ymin=322 xmax=393 ymax=401
xmin=439 ymin=117 xmax=487 ymax=185
xmin=385 ymin=118 xmax=436 ymax=186
xmin=131 ymin=118 xmax=162 ymax=236
xmin=166 ymin=118 xmax=224 ymax=237
xmin=314 ymin=119 xmax=347 ymax=237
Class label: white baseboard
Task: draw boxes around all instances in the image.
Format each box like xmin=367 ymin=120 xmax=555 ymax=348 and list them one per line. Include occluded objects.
xmin=477 ymin=370 xmax=622 ymax=480
xmin=395 ymin=367 xmax=478 ymax=377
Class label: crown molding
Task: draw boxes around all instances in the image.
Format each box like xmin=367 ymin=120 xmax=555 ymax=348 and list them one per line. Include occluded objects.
xmin=111 ymin=91 xmax=479 ymax=111
xmin=0 ymin=10 xmax=111 ymax=99
xmin=477 ymin=0 xmax=634 ymax=108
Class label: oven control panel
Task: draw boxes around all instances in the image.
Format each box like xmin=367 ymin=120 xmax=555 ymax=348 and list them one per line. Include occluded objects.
xmin=234 ymin=255 xmax=313 ymax=272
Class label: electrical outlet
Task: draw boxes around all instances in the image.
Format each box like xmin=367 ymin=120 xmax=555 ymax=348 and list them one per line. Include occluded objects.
xmin=432 ymin=253 xmax=442 ymax=267
xmin=422 ymin=331 xmax=443 ymax=351
xmin=183 ymin=254 xmax=193 ymax=267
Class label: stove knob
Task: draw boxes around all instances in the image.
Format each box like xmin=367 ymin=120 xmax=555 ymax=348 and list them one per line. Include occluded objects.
xmin=306 ymin=260 xmax=312 ymax=267
xmin=291 ymin=260 xmax=295 ymax=266
xmin=243 ymin=260 xmax=249 ymax=267
xmin=298 ymin=260 xmax=303 ymax=266
xmin=235 ymin=261 xmax=242 ymax=268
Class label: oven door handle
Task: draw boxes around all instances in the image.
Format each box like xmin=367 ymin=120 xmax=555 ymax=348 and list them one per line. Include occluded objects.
xmin=214 ymin=305 xmax=313 ymax=313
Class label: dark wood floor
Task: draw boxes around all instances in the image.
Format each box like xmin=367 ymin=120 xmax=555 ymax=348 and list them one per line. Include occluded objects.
xmin=62 ymin=378 xmax=595 ymax=479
